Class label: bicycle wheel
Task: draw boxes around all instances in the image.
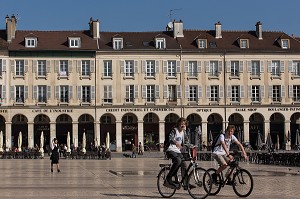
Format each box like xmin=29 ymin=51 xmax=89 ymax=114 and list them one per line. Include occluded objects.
xmin=187 ymin=167 xmax=211 ymax=199
xmin=157 ymin=167 xmax=176 ymax=198
xmin=205 ymin=168 xmax=222 ymax=195
xmin=232 ymin=168 xmax=253 ymax=197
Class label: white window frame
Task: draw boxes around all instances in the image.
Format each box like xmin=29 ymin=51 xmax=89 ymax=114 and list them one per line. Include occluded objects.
xmin=146 ymin=85 xmax=155 ymax=102
xmin=231 ymin=61 xmax=239 ymax=77
xmin=240 ymin=39 xmax=249 ymax=48
xmin=155 ymin=38 xmax=165 ymax=49
xmin=292 ymin=61 xmax=300 ymax=76
xmin=38 ymin=85 xmax=47 ymax=103
xmin=251 ymin=61 xmax=260 ymax=76
xmin=125 ymin=85 xmax=134 ymax=103
xmin=146 ymin=60 xmax=155 ymax=77
xmin=15 ymin=85 xmax=25 ymax=103
xmin=272 ymin=85 xmax=281 ymax=102
xmin=271 ymin=61 xmax=280 ymax=76
xmin=113 ymin=38 xmax=123 ymax=50
xmin=168 ymin=85 xmax=177 ymax=102
xmin=103 ymin=60 xmax=112 ymax=77
xmin=15 ymin=60 xmax=25 ymax=76
xmin=125 ymin=60 xmax=134 ymax=77
xmin=25 ymin=37 xmax=37 ymax=48
xmin=81 ymin=60 xmax=91 ymax=76
xmin=210 ymin=85 xmax=219 ymax=102
xmin=188 ymin=61 xmax=197 ymax=77
xmin=38 ymin=60 xmax=47 ymax=77
xmin=210 ymin=61 xmax=219 ymax=76
xmin=168 ymin=60 xmax=176 ymax=77
xmin=231 ymin=85 xmax=240 ymax=102
xmin=60 ymin=85 xmax=69 ymax=103
xmin=198 ymin=39 xmax=207 ymax=49
xmin=69 ymin=37 xmax=81 ymax=48
xmin=82 ymin=86 xmax=91 ymax=103
xmin=251 ymin=85 xmax=260 ymax=102
xmin=189 ymin=85 xmax=197 ymax=102
xmin=103 ymin=85 xmax=112 ymax=103
xmin=60 ymin=60 xmax=68 ymax=77
xmin=293 ymin=85 xmax=300 ymax=102
xmin=281 ymin=39 xmax=289 ymax=49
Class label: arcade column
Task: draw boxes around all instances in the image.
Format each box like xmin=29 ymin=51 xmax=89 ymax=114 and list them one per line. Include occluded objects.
xmin=138 ymin=120 xmax=144 ymax=148
xmin=28 ymin=122 xmax=34 ymax=148
xmin=285 ymin=120 xmax=291 ymax=150
xmin=202 ymin=121 xmax=207 ymax=146
xmin=244 ymin=120 xmax=250 ymax=143
xmin=116 ymin=120 xmax=122 ymax=152
xmin=159 ymin=121 xmax=165 ymax=152
xmin=72 ymin=121 xmax=78 ymax=148
xmin=94 ymin=121 xmax=100 ymax=147
xmin=264 ymin=120 xmax=270 ymax=142
xmin=5 ymin=121 xmax=11 ymax=149
xmin=50 ymin=122 xmax=56 ymax=144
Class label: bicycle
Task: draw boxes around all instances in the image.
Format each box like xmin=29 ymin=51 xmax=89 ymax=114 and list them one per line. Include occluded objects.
xmin=205 ymin=156 xmax=253 ymax=197
xmin=157 ymin=145 xmax=212 ymax=199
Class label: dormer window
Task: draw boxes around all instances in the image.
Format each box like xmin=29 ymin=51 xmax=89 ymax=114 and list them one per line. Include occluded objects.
xmin=25 ymin=37 xmax=37 ymax=48
xmin=113 ymin=38 xmax=123 ymax=50
xmin=69 ymin=37 xmax=81 ymax=48
xmin=155 ymin=38 xmax=166 ymax=49
xmin=281 ymin=39 xmax=290 ymax=49
xmin=239 ymin=39 xmax=249 ymax=48
xmin=197 ymin=39 xmax=207 ymax=49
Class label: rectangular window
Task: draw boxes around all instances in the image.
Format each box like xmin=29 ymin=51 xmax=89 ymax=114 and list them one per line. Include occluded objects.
xmin=146 ymin=85 xmax=155 ymax=102
xmin=103 ymin=60 xmax=112 ymax=77
xmin=251 ymin=61 xmax=260 ymax=76
xmin=69 ymin=38 xmax=80 ymax=48
xmin=189 ymin=85 xmax=197 ymax=102
xmin=210 ymin=61 xmax=219 ymax=76
xmin=198 ymin=39 xmax=206 ymax=49
xmin=293 ymin=85 xmax=300 ymax=102
xmin=156 ymin=38 xmax=165 ymax=49
xmin=81 ymin=60 xmax=91 ymax=76
xmin=292 ymin=61 xmax=300 ymax=76
xmin=231 ymin=86 xmax=240 ymax=102
xmin=167 ymin=60 xmax=176 ymax=77
xmin=125 ymin=60 xmax=134 ymax=77
xmin=272 ymin=85 xmax=281 ymax=102
xmin=210 ymin=85 xmax=219 ymax=102
xmin=281 ymin=39 xmax=289 ymax=49
xmin=60 ymin=60 xmax=68 ymax=76
xmin=16 ymin=60 xmax=24 ymax=76
xmin=188 ymin=61 xmax=197 ymax=77
xmin=104 ymin=85 xmax=112 ymax=103
xmin=168 ymin=85 xmax=177 ymax=102
xmin=25 ymin=38 xmax=37 ymax=47
xmin=38 ymin=85 xmax=47 ymax=103
xmin=271 ymin=61 xmax=280 ymax=76
xmin=125 ymin=85 xmax=134 ymax=103
xmin=146 ymin=60 xmax=155 ymax=77
xmin=231 ymin=61 xmax=239 ymax=77
xmin=38 ymin=60 xmax=46 ymax=76
xmin=251 ymin=86 xmax=260 ymax=102
xmin=16 ymin=85 xmax=24 ymax=103
xmin=60 ymin=86 xmax=69 ymax=103
xmin=82 ymin=86 xmax=91 ymax=103
xmin=113 ymin=38 xmax=123 ymax=50
xmin=240 ymin=39 xmax=248 ymax=48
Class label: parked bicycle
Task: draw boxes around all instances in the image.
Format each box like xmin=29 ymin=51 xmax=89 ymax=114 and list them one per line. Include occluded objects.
xmin=157 ymin=145 xmax=212 ymax=199
xmin=205 ymin=156 xmax=253 ymax=197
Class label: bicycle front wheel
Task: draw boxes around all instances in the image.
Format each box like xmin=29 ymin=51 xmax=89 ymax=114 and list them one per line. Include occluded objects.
xmin=187 ymin=167 xmax=211 ymax=199
xmin=232 ymin=168 xmax=253 ymax=197
xmin=157 ymin=167 xmax=176 ymax=198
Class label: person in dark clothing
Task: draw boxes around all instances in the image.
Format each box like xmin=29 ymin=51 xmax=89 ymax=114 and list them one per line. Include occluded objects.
xmin=50 ymin=138 xmax=60 ymax=173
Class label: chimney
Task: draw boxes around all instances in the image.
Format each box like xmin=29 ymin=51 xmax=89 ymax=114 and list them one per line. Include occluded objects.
xmin=173 ymin=20 xmax=184 ymax=38
xmin=89 ymin=17 xmax=100 ymax=39
xmin=215 ymin=21 xmax=222 ymax=39
xmin=256 ymin=21 xmax=263 ymax=40
xmin=6 ymin=15 xmax=17 ymax=42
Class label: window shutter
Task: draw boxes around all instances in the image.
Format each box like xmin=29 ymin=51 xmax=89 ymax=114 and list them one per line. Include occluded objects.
xmin=185 ymin=85 xmax=189 ymax=99
xmin=267 ymin=61 xmax=272 ymax=73
xmin=239 ymin=61 xmax=244 ymax=72
xmin=142 ymin=61 xmax=146 ymax=74
xmin=10 ymin=86 xmax=14 ymax=100
xmin=260 ymin=85 xmax=265 ymax=98
xmin=68 ymin=60 xmax=72 ymax=73
xmin=198 ymin=85 xmax=202 ymax=98
xmin=33 ymin=86 xmax=37 ymax=100
xmin=281 ymin=85 xmax=285 ymax=98
xmin=226 ymin=61 xmax=231 ymax=73
xmin=91 ymin=86 xmax=95 ymax=100
xmin=288 ymin=61 xmax=293 ymax=73
xmin=176 ymin=61 xmax=181 ymax=73
xmin=10 ymin=60 xmax=15 ymax=73
xmin=247 ymin=61 xmax=252 ymax=73
xmin=32 ymin=60 xmax=37 ymax=73
xmin=125 ymin=85 xmax=129 ymax=99
xmin=206 ymin=86 xmax=210 ymax=98
xmin=134 ymin=60 xmax=139 ymax=74
xmin=288 ymin=85 xmax=293 ymax=98
xmin=90 ymin=60 xmax=95 ymax=73
xmin=218 ymin=61 xmax=223 ymax=72
xmin=55 ymin=86 xmax=59 ymax=99
xmin=2 ymin=85 xmax=5 ymax=99
xmin=240 ymin=85 xmax=245 ymax=98
xmin=2 ymin=59 xmax=6 ymax=71
xmin=280 ymin=61 xmax=284 ymax=73
xmin=24 ymin=86 xmax=28 ymax=100
xmin=108 ymin=86 xmax=112 ymax=99
xmin=155 ymin=61 xmax=160 ymax=73
xmin=163 ymin=85 xmax=168 ymax=99
xmin=134 ymin=85 xmax=138 ymax=98
xmin=46 ymin=60 xmax=51 ymax=73
xmin=142 ymin=85 xmax=146 ymax=99
xmin=76 ymin=61 xmax=81 ymax=73
xmin=197 ymin=61 xmax=201 ymax=73
xmin=24 ymin=60 xmax=28 ymax=72
xmin=260 ymin=61 xmax=265 ymax=73
xmin=227 ymin=85 xmax=232 ymax=98
xmin=69 ymin=86 xmax=73 ymax=99
xmin=55 ymin=60 xmax=59 ymax=73
xmin=248 ymin=85 xmax=252 ymax=99
xmin=163 ymin=61 xmax=167 ymax=73
xmin=184 ymin=61 xmax=189 ymax=73
xmin=205 ymin=61 xmax=209 ymax=73
xmin=77 ymin=86 xmax=81 ymax=99
xmin=120 ymin=60 xmax=125 ymax=73
xmin=155 ymin=85 xmax=160 ymax=99
xmin=219 ymin=86 xmax=224 ymax=98
xmin=46 ymin=86 xmax=51 ymax=100
xmin=268 ymin=85 xmax=272 ymax=98
xmin=177 ymin=85 xmax=182 ymax=99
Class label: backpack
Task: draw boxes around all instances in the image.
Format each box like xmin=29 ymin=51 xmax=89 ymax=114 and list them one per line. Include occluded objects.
xmin=211 ymin=133 xmax=225 ymax=152
xmin=163 ymin=131 xmax=171 ymax=152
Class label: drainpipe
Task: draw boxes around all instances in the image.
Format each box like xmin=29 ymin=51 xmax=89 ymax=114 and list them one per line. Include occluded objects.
xmin=223 ymin=50 xmax=227 ymax=131
xmin=179 ymin=44 xmax=183 ymax=117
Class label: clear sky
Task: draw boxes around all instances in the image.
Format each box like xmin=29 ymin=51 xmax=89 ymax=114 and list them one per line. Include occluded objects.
xmin=1 ymin=0 xmax=299 ymax=36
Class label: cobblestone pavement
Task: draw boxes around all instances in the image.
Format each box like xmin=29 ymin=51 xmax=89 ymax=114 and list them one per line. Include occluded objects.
xmin=0 ymin=157 xmax=299 ymax=199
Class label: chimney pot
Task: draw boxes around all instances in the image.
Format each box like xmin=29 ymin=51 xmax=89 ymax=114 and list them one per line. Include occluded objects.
xmin=215 ymin=21 xmax=222 ymax=39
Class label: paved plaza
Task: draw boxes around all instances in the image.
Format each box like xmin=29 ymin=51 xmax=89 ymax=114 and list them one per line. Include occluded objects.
xmin=0 ymin=154 xmax=299 ymax=199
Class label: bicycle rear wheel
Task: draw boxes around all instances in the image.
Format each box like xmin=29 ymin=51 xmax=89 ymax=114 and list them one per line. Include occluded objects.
xmin=205 ymin=168 xmax=222 ymax=195
xmin=232 ymin=168 xmax=253 ymax=197
xmin=157 ymin=167 xmax=176 ymax=198
xmin=187 ymin=167 xmax=211 ymax=199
